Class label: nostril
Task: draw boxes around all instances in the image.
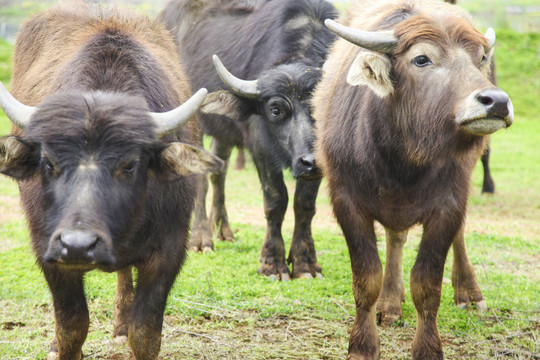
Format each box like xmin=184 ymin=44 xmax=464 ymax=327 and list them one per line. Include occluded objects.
xmin=477 ymin=95 xmax=494 ymax=107
xmin=300 ymin=155 xmax=315 ymax=168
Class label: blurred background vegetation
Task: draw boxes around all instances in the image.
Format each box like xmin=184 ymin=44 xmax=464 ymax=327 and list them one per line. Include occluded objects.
xmin=0 ymin=0 xmax=539 ymax=44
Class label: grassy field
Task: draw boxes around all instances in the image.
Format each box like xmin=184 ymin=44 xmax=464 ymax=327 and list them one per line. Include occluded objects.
xmin=0 ymin=18 xmax=539 ymax=360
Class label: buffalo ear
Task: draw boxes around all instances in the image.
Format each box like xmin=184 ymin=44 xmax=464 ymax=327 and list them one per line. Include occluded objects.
xmin=0 ymin=136 xmax=39 ymax=179
xmin=198 ymin=90 xmax=249 ymax=122
xmin=347 ymin=52 xmax=394 ymax=98
xmin=157 ymin=142 xmax=224 ymax=180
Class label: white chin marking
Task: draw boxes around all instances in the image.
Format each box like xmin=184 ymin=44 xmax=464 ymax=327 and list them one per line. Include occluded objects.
xmin=47 ymin=351 xmax=58 ymax=360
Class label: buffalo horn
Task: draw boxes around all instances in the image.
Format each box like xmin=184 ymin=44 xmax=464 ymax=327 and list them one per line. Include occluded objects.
xmin=150 ymin=88 xmax=208 ymax=137
xmin=0 ymin=82 xmax=36 ymax=130
xmin=212 ymin=55 xmax=260 ymax=99
xmin=324 ymin=19 xmax=398 ymax=54
xmin=485 ymin=27 xmax=495 ymax=52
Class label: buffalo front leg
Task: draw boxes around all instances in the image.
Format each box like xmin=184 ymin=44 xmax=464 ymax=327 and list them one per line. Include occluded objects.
xmin=410 ymin=217 xmax=460 ymax=360
xmin=129 ymin=256 xmax=183 ymax=359
xmin=255 ymin=162 xmax=290 ymax=280
xmin=452 ymin=225 xmax=486 ymax=311
xmin=43 ymin=267 xmax=88 ymax=360
xmin=333 ymin=193 xmax=382 ymax=359
xmin=190 ymin=173 xmax=214 ymax=253
xmin=376 ymin=228 xmax=407 ymax=326
xmin=209 ymin=138 xmax=235 ymax=241
xmin=113 ymin=267 xmax=134 ymax=345
xmin=288 ymin=177 xmax=322 ymax=279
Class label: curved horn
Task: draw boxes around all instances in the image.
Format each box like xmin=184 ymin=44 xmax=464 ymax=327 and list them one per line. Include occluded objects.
xmin=485 ymin=27 xmax=496 ymax=52
xmin=150 ymin=88 xmax=208 ymax=137
xmin=0 ymin=82 xmax=36 ymax=130
xmin=212 ymin=55 xmax=260 ymax=99
xmin=324 ymin=19 xmax=398 ymax=54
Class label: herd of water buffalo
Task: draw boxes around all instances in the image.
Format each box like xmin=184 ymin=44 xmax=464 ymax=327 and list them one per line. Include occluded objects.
xmin=0 ymin=0 xmax=514 ymax=359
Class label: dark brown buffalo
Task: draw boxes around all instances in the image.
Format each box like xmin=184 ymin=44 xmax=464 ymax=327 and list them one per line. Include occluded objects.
xmin=160 ymin=0 xmax=338 ymax=280
xmin=314 ymin=0 xmax=513 ymax=359
xmin=0 ymin=4 xmax=222 ymax=359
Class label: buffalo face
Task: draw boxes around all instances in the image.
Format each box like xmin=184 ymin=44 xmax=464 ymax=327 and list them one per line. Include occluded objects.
xmin=326 ymin=17 xmax=514 ymax=162
xmin=201 ymin=58 xmax=323 ymax=179
xmin=0 ymin=91 xmax=222 ymax=271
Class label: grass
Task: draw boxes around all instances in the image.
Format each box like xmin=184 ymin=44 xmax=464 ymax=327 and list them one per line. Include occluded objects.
xmin=0 ymin=18 xmax=539 ymax=360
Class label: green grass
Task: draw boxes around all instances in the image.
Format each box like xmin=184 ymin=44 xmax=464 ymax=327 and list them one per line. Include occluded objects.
xmin=0 ymin=25 xmax=539 ymax=360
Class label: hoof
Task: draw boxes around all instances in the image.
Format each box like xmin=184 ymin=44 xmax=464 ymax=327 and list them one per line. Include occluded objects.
xmin=114 ymin=335 xmax=128 ymax=345
xmin=189 ymin=246 xmax=200 ymax=253
xmin=298 ymin=273 xmax=313 ymax=279
xmin=316 ymin=272 xmax=323 ymax=279
xmin=266 ymin=273 xmax=290 ymax=281
xmin=47 ymin=351 xmax=58 ymax=360
xmin=456 ymin=302 xmax=468 ymax=310
xmin=202 ymin=246 xmax=213 ymax=254
xmin=377 ymin=310 xmax=402 ymax=327
xmin=475 ymin=299 xmax=488 ymax=312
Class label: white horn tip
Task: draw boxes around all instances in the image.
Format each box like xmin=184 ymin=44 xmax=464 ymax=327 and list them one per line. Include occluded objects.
xmin=193 ymin=87 xmax=208 ymax=101
xmin=485 ymin=27 xmax=496 ymax=48
xmin=324 ymin=19 xmax=337 ymax=30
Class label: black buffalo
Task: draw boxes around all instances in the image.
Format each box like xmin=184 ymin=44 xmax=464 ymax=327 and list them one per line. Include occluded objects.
xmin=160 ymin=0 xmax=337 ymax=280
xmin=0 ymin=4 xmax=221 ymax=359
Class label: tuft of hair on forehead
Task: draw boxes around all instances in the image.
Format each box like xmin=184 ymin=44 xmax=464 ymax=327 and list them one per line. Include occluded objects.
xmin=26 ymin=91 xmax=159 ymax=151
xmin=394 ymin=14 xmax=487 ymax=55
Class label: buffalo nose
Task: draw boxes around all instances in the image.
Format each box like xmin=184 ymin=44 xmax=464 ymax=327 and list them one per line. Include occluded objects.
xmin=300 ymin=154 xmax=316 ymax=170
xmin=476 ymin=88 xmax=513 ymax=125
xmin=59 ymin=230 xmax=99 ymax=261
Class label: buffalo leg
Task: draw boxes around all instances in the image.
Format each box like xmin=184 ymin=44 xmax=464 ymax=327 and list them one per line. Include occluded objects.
xmin=44 ymin=268 xmax=88 ymax=360
xmin=113 ymin=267 xmax=134 ymax=344
xmin=288 ymin=177 xmax=322 ymax=279
xmin=190 ymin=173 xmax=214 ymax=253
xmin=333 ymin=192 xmax=382 ymax=359
xmin=130 ymin=254 xmax=183 ymax=359
xmin=452 ymin=226 xmax=486 ymax=311
xmin=376 ymin=228 xmax=407 ymax=326
xmin=209 ymin=138 xmax=235 ymax=241
xmin=254 ymin=160 xmax=290 ymax=280
xmin=481 ymin=144 xmax=495 ymax=194
xmin=410 ymin=217 xmax=460 ymax=360
xmin=234 ymin=146 xmax=246 ymax=170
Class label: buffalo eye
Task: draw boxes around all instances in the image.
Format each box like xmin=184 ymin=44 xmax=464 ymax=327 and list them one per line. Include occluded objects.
xmin=480 ymin=54 xmax=488 ymax=65
xmin=42 ymin=157 xmax=56 ymax=174
xmin=122 ymin=161 xmax=138 ymax=174
xmin=412 ymin=55 xmax=432 ymax=67
xmin=266 ymin=100 xmax=289 ymax=121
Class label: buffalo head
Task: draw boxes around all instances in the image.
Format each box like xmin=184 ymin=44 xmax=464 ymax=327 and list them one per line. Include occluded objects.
xmin=0 ymin=86 xmax=222 ymax=271
xmin=199 ymin=55 xmax=322 ymax=179
xmin=325 ymin=18 xmax=513 ymax=144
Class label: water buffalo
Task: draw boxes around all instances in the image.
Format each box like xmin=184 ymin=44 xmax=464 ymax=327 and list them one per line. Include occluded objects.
xmin=0 ymin=4 xmax=222 ymax=359
xmin=314 ymin=0 xmax=513 ymax=358
xmin=160 ymin=0 xmax=337 ymax=280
